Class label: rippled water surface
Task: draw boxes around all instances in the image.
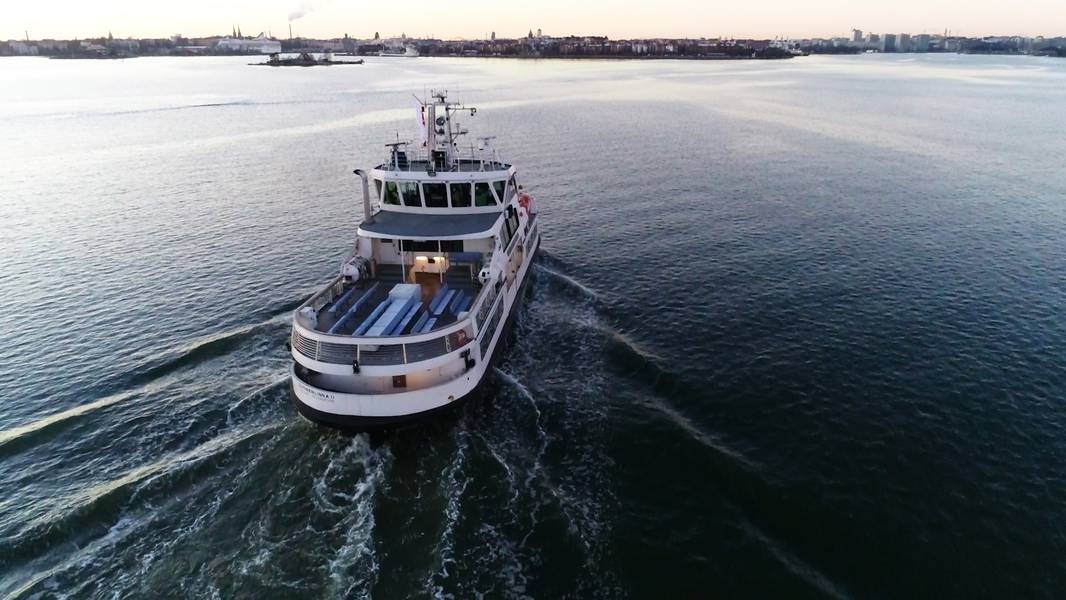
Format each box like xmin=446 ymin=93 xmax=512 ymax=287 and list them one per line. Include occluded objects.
xmin=2 ymin=54 xmax=1066 ymax=598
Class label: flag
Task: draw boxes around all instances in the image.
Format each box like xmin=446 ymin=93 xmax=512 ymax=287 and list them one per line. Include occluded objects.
xmin=416 ymin=100 xmax=428 ymax=146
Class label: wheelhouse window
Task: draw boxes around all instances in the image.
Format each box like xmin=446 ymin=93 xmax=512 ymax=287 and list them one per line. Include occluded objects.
xmin=505 ymin=207 xmax=520 ymax=239
xmin=503 ymin=176 xmax=517 ymax=203
xmin=474 ymin=183 xmax=496 ymax=207
xmin=405 ymin=240 xmax=464 ymax=252
xmin=499 ymin=222 xmax=513 ymax=249
xmin=399 ymin=181 xmax=421 ymax=207
xmin=424 ymin=183 xmax=448 ymax=208
xmin=374 ymin=179 xmax=383 ymax=202
xmin=492 ymin=181 xmax=506 ymax=203
xmin=450 ymin=183 xmax=472 ymax=208
xmin=384 ymin=181 xmax=400 ymax=205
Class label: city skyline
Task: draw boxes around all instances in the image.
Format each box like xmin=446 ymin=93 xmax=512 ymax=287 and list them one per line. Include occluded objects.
xmin=5 ymin=0 xmax=1064 ymax=41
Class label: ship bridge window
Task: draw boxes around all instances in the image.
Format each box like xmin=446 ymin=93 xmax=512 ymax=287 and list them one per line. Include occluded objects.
xmin=506 ymin=176 xmax=517 ymax=202
xmin=449 ymin=183 xmax=472 ymax=208
xmin=424 ymin=183 xmax=448 ymax=208
xmin=399 ymin=181 xmax=421 ymax=207
xmin=383 ymin=181 xmax=400 ymax=205
xmin=474 ymin=183 xmax=496 ymax=207
xmin=405 ymin=240 xmax=463 ymax=252
xmin=492 ymin=181 xmax=506 ymax=203
xmin=499 ymin=221 xmax=513 ymax=249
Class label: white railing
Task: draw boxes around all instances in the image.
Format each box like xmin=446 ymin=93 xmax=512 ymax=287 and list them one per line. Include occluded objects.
xmin=292 ymin=276 xmax=494 ymax=366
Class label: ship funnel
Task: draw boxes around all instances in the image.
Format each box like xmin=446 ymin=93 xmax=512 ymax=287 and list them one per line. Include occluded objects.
xmin=353 ymin=168 xmax=373 ymax=223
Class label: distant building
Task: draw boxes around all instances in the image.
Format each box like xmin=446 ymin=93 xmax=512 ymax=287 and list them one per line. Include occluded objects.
xmin=107 ymin=38 xmax=140 ymax=54
xmin=80 ymin=40 xmax=106 ymax=54
xmin=852 ymin=29 xmax=863 ymax=44
xmin=8 ymin=40 xmax=38 ymax=55
xmin=216 ymin=33 xmax=281 ymax=53
xmin=898 ymin=33 xmax=911 ymax=52
xmin=881 ymin=33 xmax=897 ymax=52
xmin=914 ymin=34 xmax=931 ymax=52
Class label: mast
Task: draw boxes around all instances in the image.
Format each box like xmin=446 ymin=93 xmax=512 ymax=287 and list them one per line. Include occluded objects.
xmin=421 ymin=91 xmax=476 ymax=172
xmin=424 ymin=91 xmax=479 ymax=171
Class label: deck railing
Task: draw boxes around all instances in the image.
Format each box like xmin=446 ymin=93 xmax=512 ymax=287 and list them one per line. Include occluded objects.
xmin=292 ymin=325 xmax=469 ymax=367
xmin=292 ymin=271 xmax=493 ymax=367
xmin=380 ymin=150 xmax=510 ymax=174
xmin=291 ymin=216 xmax=536 ymax=369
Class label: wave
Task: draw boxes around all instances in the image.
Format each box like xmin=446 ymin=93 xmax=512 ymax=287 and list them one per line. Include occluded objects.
xmin=736 ymin=514 xmax=851 ymax=600
xmin=0 ymin=300 xmax=297 ymax=456
xmin=532 ymin=263 xmax=602 ymax=304
xmin=0 ymin=423 xmax=281 ymax=569
xmin=0 ymin=390 xmax=134 ymax=456
xmin=491 ymin=368 xmax=548 ymax=494
xmin=8 ymin=99 xmax=309 ymax=121
xmin=124 ymin=307 xmax=292 ymax=388
xmin=639 ymin=391 xmax=762 ymax=472
xmin=588 ymin=315 xmax=764 ymax=473
xmin=476 ymin=282 xmax=622 ymax=595
xmin=320 ymin=436 xmax=391 ymax=598
xmin=99 ymin=100 xmax=286 ymax=117
xmin=226 ymin=377 xmax=291 ymax=427
xmin=426 ymin=426 xmax=471 ymax=599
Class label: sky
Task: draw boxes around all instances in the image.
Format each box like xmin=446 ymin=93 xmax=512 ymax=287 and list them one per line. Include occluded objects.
xmin=5 ymin=0 xmax=1064 ymax=41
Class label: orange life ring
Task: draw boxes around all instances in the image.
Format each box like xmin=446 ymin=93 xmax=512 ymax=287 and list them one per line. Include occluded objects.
xmin=518 ymin=193 xmax=531 ymax=211
xmin=455 ymin=330 xmax=468 ymax=346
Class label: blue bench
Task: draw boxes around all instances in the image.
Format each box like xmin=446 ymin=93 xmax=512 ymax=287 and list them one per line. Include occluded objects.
xmin=411 ymin=312 xmax=429 ymax=334
xmin=417 ymin=317 xmax=438 ymax=334
xmin=447 ymin=291 xmax=466 ymax=314
xmin=327 ymin=286 xmax=359 ymax=314
xmin=327 ymin=283 xmax=381 ymax=334
xmin=353 ymin=299 xmax=392 ymax=336
xmin=366 ymin=297 xmax=418 ymax=337
xmin=389 ymin=303 xmax=423 ymax=335
xmin=455 ymin=295 xmax=473 ymax=314
xmin=433 ymin=290 xmax=456 ymax=316
xmin=428 ymin=283 xmax=450 ymax=314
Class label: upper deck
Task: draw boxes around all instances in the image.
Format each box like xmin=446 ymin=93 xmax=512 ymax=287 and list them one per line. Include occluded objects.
xmin=370 ymin=91 xmax=514 ymax=183
xmin=310 ymin=262 xmax=482 ymax=338
xmin=375 ymin=156 xmax=512 ymax=175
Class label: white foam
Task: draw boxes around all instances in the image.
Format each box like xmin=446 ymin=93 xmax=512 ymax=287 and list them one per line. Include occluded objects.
xmin=737 ymin=515 xmax=852 ymax=600
xmin=324 ymin=435 xmax=391 ymax=598
xmin=426 ymin=426 xmax=471 ymax=600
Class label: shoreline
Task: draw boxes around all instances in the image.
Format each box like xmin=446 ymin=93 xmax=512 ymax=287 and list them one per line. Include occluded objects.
xmin=6 ymin=52 xmax=1062 ymax=62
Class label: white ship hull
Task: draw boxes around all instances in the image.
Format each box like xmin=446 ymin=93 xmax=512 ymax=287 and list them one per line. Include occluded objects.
xmin=288 ymin=92 xmax=541 ymax=431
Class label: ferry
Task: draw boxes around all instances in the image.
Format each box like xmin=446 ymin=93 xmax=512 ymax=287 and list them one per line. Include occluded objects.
xmin=289 ymin=92 xmax=541 ymax=429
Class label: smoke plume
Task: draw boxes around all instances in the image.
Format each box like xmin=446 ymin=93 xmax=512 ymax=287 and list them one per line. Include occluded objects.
xmin=288 ymin=1 xmax=331 ymax=22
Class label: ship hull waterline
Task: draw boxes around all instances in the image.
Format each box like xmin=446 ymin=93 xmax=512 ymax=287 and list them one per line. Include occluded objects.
xmin=289 ymin=242 xmax=539 ymax=431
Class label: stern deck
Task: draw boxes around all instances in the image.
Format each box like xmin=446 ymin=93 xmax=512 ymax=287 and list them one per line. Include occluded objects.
xmin=315 ymin=264 xmax=481 ymax=337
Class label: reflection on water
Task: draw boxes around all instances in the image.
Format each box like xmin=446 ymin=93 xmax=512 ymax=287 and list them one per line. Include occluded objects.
xmin=2 ymin=54 xmax=1066 ymax=597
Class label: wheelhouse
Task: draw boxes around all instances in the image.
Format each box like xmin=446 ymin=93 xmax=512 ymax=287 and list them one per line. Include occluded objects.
xmin=369 ymin=164 xmax=518 ymax=213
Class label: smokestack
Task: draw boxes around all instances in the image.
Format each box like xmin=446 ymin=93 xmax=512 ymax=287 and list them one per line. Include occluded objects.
xmin=289 ymin=23 xmax=293 ymax=39
xmin=354 ymin=169 xmax=373 ymax=224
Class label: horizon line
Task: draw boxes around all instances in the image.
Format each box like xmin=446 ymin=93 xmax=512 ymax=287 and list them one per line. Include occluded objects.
xmin=8 ymin=28 xmax=1066 ymax=43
